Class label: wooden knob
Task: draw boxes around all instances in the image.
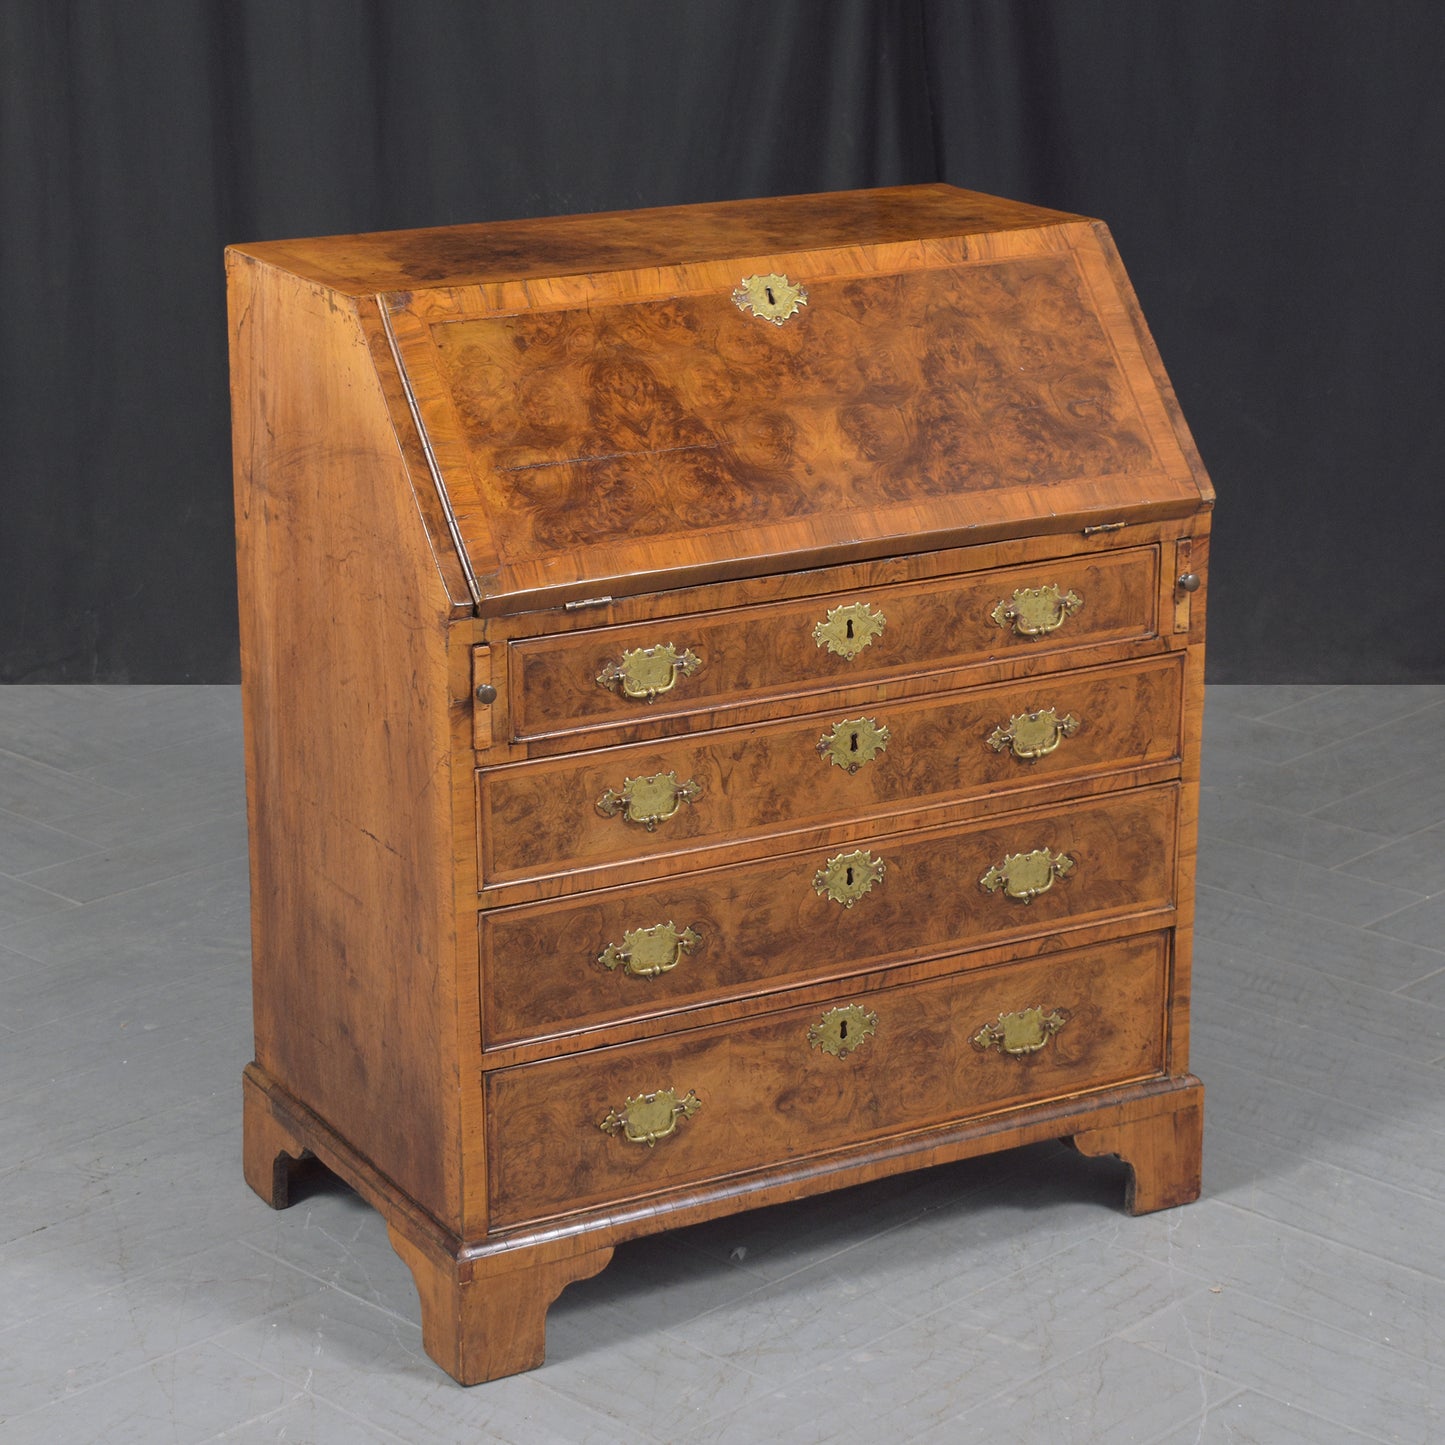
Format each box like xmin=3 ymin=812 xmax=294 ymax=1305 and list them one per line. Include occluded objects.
xmin=1177 ymin=573 xmax=1201 ymax=593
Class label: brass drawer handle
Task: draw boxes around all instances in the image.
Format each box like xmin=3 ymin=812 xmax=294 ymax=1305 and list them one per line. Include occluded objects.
xmin=817 ymin=717 xmax=891 ymax=772
xmin=990 ymin=584 xmax=1083 ymax=638
xmin=812 ymin=848 xmax=887 ymax=907
xmin=599 ymin=1088 xmax=701 ymax=1147
xmin=596 ymin=771 xmax=702 ymax=831
xmin=979 ymin=847 xmax=1075 ymax=904
xmin=813 ymin=601 xmax=886 ymax=659
xmin=808 ymin=1003 xmax=877 ymax=1059
xmin=986 ymin=707 xmax=1081 ymax=762
xmin=596 ymin=643 xmax=702 ymax=702
xmin=597 ymin=921 xmax=702 ymax=979
xmin=972 ymin=1006 xmax=1071 ymax=1057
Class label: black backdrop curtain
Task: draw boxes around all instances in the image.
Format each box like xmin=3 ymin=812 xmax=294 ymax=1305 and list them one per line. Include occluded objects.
xmin=3 ymin=1 xmax=1443 ymax=682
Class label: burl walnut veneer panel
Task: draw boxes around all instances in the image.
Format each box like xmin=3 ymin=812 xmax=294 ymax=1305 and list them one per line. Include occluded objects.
xmin=231 ymin=184 xmax=1211 ymax=1386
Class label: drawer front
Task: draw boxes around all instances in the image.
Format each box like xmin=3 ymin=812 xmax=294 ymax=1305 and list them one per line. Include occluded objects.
xmin=481 ymin=784 xmax=1178 ymax=1048
xmin=486 ymin=932 xmax=1169 ymax=1226
xmin=480 ymin=654 xmax=1181 ymax=885
xmin=508 ymin=546 xmax=1160 ymax=742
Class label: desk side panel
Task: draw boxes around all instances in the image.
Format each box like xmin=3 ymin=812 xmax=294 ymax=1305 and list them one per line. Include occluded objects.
xmin=229 ymin=254 xmax=465 ymax=1229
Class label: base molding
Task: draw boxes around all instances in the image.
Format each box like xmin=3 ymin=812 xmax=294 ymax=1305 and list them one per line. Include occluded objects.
xmin=243 ymin=1062 xmax=1203 ymax=1384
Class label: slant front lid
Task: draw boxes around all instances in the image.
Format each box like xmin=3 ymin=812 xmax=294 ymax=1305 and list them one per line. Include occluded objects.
xmin=368 ymin=187 xmax=1211 ymax=610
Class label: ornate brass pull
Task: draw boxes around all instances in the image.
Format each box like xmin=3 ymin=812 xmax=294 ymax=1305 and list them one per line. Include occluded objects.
xmin=732 ymin=272 xmax=808 ymax=325
xmin=596 ymin=771 xmax=702 ymax=831
xmin=986 ymin=707 xmax=1081 ymax=762
xmin=972 ymin=1006 xmax=1071 ymax=1056
xmin=817 ymin=717 xmax=891 ymax=773
xmin=808 ymin=1003 xmax=878 ymax=1059
xmin=599 ymin=1088 xmax=701 ymax=1147
xmin=979 ymin=847 xmax=1075 ymax=904
xmin=990 ymin=584 xmax=1083 ymax=638
xmin=812 ymin=849 xmax=886 ymax=907
xmin=597 ymin=921 xmax=701 ymax=979
xmin=596 ymin=643 xmax=702 ymax=702
xmin=813 ymin=601 xmax=886 ymax=659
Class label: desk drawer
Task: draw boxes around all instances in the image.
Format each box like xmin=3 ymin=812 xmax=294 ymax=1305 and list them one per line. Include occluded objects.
xmin=486 ymin=932 xmax=1168 ymax=1226
xmin=481 ymin=783 xmax=1178 ymax=1048
xmin=479 ymin=654 xmax=1180 ymax=886
xmin=508 ymin=546 xmax=1160 ymax=743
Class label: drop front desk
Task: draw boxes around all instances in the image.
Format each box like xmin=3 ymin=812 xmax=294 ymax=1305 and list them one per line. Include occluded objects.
xmin=228 ymin=184 xmax=1212 ymax=1385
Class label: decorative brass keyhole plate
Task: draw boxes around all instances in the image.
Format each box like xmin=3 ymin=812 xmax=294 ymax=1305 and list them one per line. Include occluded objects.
xmin=597 ymin=921 xmax=701 ymax=979
xmin=817 ymin=717 xmax=891 ymax=773
xmin=971 ymin=1006 xmax=1071 ymax=1057
xmin=808 ymin=1003 xmax=878 ymax=1059
xmin=599 ymin=1087 xmax=701 ymax=1146
xmin=812 ymin=601 xmax=886 ymax=659
xmin=990 ymin=584 xmax=1084 ymax=638
xmin=986 ymin=707 xmax=1081 ymax=762
xmin=596 ymin=771 xmax=702 ymax=830
xmin=596 ymin=643 xmax=702 ymax=702
xmin=979 ymin=847 xmax=1075 ymax=904
xmin=731 ymin=272 xmax=808 ymax=325
xmin=812 ymin=849 xmax=886 ymax=907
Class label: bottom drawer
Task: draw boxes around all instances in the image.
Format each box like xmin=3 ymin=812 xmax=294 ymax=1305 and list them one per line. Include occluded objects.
xmin=485 ymin=932 xmax=1168 ymax=1227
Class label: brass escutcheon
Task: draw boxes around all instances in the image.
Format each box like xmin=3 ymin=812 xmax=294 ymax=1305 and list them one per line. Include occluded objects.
xmin=731 ymin=272 xmax=808 ymax=325
xmin=817 ymin=716 xmax=891 ymax=773
xmin=990 ymin=584 xmax=1084 ymax=638
xmin=971 ymin=1006 xmax=1071 ymax=1057
xmin=597 ymin=921 xmax=702 ymax=980
xmin=812 ymin=849 xmax=886 ymax=907
xmin=596 ymin=771 xmax=702 ymax=831
xmin=808 ymin=1003 xmax=878 ymax=1059
xmin=979 ymin=847 xmax=1075 ymax=904
xmin=813 ymin=601 xmax=886 ymax=659
xmin=596 ymin=642 xmax=702 ymax=702
xmin=599 ymin=1087 xmax=701 ymax=1147
xmin=986 ymin=707 xmax=1081 ymax=762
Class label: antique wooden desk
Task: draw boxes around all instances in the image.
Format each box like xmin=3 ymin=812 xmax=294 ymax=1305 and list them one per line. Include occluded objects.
xmin=228 ymin=185 xmax=1211 ymax=1385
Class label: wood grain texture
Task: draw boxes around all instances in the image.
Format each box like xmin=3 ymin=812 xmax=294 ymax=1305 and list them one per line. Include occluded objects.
xmin=480 ymin=519 xmax=1186 ymax=643
xmin=243 ymin=1052 xmax=1200 ymax=1384
xmin=227 ymin=184 xmax=1085 ymax=296
xmin=509 ymin=545 xmax=1160 ymax=743
xmin=241 ymin=1064 xmax=310 ymax=1211
xmin=430 ymin=255 xmax=1159 ymax=567
xmin=486 ymin=933 xmax=1170 ymax=1227
xmin=357 ymin=303 xmax=476 ymax=613
xmin=477 ymin=758 xmax=1182 ymax=911
xmin=229 ymin=254 xmax=465 ymax=1229
xmin=391 ymin=222 xmax=1205 ymax=610
xmin=480 ymin=783 xmax=1180 ymax=1050
xmin=480 ymin=654 xmax=1183 ymax=884
xmin=1168 ymin=522 xmax=1211 ymax=1078
xmin=387 ymin=1225 xmax=614 ymax=1386
xmin=1072 ymin=1084 xmax=1204 ymax=1213
xmin=233 ymin=187 xmax=1211 ymax=1385
xmin=468 ymin=522 xmax=1201 ymax=765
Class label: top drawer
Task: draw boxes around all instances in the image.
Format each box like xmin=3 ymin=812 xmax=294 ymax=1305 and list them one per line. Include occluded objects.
xmin=508 ymin=547 xmax=1160 ymax=743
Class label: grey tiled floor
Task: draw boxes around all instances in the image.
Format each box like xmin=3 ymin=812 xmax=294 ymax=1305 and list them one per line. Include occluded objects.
xmin=1 ymin=684 xmax=1443 ymax=1443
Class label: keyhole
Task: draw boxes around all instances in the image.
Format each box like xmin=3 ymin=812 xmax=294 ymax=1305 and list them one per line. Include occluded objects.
xmin=845 ymin=865 xmax=855 ymax=887
xmin=838 ymin=1019 xmax=849 ymax=1040
xmin=765 ymin=285 xmax=776 ymax=307
xmin=849 ymin=731 xmax=859 ymax=754
xmin=845 ymin=618 xmax=855 ymax=640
